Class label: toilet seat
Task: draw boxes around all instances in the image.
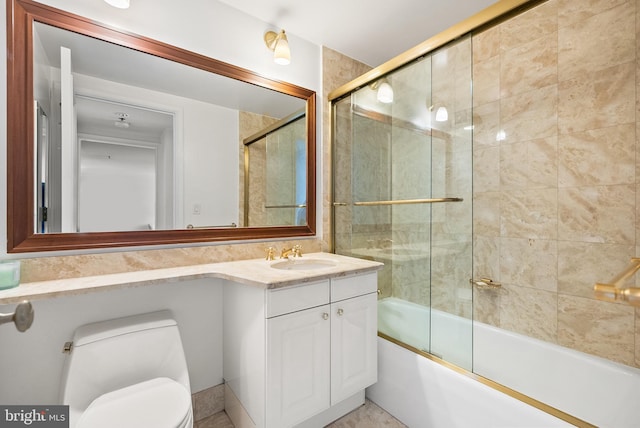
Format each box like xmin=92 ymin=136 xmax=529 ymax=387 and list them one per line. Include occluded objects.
xmin=76 ymin=377 xmax=192 ymax=428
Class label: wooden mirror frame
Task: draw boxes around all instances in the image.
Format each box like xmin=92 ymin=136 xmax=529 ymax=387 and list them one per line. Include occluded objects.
xmin=6 ymin=0 xmax=316 ymax=253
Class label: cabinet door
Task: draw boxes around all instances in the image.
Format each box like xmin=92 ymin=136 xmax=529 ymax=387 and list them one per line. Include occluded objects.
xmin=331 ymin=292 xmax=378 ymax=405
xmin=266 ymin=304 xmax=331 ymax=428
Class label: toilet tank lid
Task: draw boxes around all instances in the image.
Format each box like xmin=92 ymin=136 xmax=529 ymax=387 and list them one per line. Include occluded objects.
xmin=73 ymin=311 xmax=177 ymax=347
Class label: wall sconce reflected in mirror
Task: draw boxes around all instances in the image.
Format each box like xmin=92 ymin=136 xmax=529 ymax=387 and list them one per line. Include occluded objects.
xmin=428 ymin=105 xmax=448 ymax=122
xmin=264 ymin=29 xmax=291 ymax=65
xmin=370 ymin=79 xmax=394 ymax=104
xmin=104 ymin=0 xmax=130 ymax=9
xmin=435 ymin=106 xmax=448 ymax=122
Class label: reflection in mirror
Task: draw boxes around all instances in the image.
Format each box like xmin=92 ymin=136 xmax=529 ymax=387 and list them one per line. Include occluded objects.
xmin=32 ymin=21 xmax=306 ymax=234
xmin=7 ymin=0 xmax=317 ymax=252
xmin=75 ymin=98 xmax=174 ymax=233
xmin=244 ymin=113 xmax=307 ymax=227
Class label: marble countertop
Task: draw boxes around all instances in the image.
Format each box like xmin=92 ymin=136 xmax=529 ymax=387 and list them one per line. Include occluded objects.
xmin=0 ymin=253 xmax=383 ymax=304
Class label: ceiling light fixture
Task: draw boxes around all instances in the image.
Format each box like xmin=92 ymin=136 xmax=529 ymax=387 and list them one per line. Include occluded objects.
xmin=264 ymin=29 xmax=291 ymax=65
xmin=114 ymin=112 xmax=130 ymax=128
xmin=104 ymin=0 xmax=130 ymax=9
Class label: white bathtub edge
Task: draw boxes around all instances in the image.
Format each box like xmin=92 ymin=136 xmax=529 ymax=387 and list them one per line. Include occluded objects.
xmin=366 ymin=337 xmax=574 ymax=428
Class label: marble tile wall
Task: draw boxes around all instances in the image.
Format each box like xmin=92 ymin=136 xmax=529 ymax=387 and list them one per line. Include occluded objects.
xmin=240 ymin=112 xmax=269 ymax=227
xmin=472 ymin=0 xmax=640 ymax=368
xmin=20 ymin=239 xmax=323 ymax=282
xmin=321 ymin=47 xmax=373 ymax=254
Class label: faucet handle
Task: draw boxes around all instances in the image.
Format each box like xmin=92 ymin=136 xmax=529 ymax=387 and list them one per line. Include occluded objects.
xmin=265 ymin=246 xmax=276 ymax=261
xmin=293 ymin=244 xmax=303 ymax=257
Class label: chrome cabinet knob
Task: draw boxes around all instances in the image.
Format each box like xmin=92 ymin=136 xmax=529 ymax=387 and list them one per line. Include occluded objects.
xmin=322 ymin=313 xmax=329 ymax=320
xmin=337 ymin=308 xmax=344 ymax=316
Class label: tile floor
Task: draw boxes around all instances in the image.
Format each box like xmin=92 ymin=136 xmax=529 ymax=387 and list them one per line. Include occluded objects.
xmin=194 ymin=399 xmax=407 ymax=428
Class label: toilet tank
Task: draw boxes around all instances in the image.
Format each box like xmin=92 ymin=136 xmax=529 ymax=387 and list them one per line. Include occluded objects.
xmin=60 ymin=311 xmax=191 ymax=416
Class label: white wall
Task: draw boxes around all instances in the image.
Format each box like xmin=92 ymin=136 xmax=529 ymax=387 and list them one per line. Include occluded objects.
xmin=0 ymin=279 xmax=224 ymax=402
xmin=181 ymin=101 xmax=239 ymax=229
xmin=73 ymin=72 xmax=241 ymax=229
xmin=0 ymin=0 xmax=322 ymax=402
xmin=78 ymin=141 xmax=157 ymax=232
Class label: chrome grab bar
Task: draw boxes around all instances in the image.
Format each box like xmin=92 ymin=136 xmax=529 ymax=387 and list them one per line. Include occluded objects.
xmin=334 ymin=197 xmax=463 ymax=207
xmin=0 ymin=300 xmax=34 ymax=332
xmin=186 ymin=223 xmax=237 ymax=229
xmin=470 ymin=278 xmax=502 ymax=290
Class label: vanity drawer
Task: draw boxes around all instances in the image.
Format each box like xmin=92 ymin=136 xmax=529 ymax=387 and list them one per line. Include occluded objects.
xmin=331 ymin=272 xmax=377 ymax=302
xmin=266 ymin=280 xmax=330 ymax=318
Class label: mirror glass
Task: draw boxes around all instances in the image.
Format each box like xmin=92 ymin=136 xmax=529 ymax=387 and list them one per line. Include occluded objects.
xmin=33 ymin=21 xmax=306 ymax=233
xmin=7 ymin=0 xmax=316 ymax=252
xmin=244 ymin=113 xmax=307 ymax=227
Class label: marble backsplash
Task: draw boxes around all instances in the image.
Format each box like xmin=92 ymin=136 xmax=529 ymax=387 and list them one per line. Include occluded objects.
xmin=19 ymin=239 xmax=322 ymax=283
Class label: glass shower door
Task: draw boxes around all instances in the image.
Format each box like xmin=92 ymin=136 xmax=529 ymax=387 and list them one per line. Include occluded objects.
xmin=332 ymin=36 xmax=473 ymax=370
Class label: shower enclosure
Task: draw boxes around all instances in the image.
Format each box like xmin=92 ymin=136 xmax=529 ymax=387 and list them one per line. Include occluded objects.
xmin=244 ymin=113 xmax=307 ymax=227
xmin=332 ymin=36 xmax=474 ymax=370
xmin=331 ymin=1 xmax=640 ymax=425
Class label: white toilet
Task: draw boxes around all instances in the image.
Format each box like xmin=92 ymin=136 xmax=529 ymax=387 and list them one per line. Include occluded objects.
xmin=60 ymin=311 xmax=193 ymax=428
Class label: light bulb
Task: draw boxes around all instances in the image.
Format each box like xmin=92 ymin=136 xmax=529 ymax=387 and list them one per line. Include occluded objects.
xmin=435 ymin=106 xmax=448 ymax=122
xmin=273 ymin=31 xmax=290 ymax=65
xmin=377 ymin=82 xmax=394 ymax=104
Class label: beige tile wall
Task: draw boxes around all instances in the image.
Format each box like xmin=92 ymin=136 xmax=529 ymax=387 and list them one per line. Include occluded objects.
xmin=321 ymin=47 xmax=373 ymax=253
xmin=238 ymin=111 xmax=279 ymax=227
xmin=472 ymin=0 xmax=640 ymax=368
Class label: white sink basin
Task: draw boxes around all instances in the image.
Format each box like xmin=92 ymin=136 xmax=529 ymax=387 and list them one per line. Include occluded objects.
xmin=270 ymin=259 xmax=337 ymax=271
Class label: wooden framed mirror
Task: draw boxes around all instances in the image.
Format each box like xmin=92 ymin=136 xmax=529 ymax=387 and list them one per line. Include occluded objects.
xmin=7 ymin=0 xmax=317 ymax=252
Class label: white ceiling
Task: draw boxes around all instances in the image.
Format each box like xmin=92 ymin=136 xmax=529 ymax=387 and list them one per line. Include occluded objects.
xmin=218 ymin=0 xmax=498 ymax=66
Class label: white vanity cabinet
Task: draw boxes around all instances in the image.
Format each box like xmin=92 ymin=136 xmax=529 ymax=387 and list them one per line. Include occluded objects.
xmin=223 ymin=271 xmax=378 ymax=428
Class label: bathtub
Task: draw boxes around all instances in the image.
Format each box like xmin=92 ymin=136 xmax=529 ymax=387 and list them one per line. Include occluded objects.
xmin=368 ymin=297 xmax=640 ymax=427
